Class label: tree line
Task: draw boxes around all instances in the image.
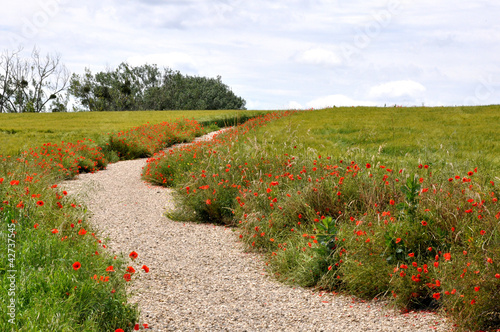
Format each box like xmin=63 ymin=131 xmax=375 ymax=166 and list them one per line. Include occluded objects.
xmin=0 ymin=48 xmax=246 ymax=113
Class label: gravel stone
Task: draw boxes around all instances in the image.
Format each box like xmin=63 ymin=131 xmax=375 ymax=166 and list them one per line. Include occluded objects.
xmin=62 ymin=130 xmax=452 ymax=331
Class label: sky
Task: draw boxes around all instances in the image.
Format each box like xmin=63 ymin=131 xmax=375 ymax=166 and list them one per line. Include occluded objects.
xmin=1 ymin=0 xmax=500 ymax=110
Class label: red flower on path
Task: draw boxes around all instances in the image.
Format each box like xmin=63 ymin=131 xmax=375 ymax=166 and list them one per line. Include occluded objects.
xmin=126 ymin=266 xmax=136 ymax=273
xmin=129 ymin=251 xmax=138 ymax=260
xmin=123 ymin=273 xmax=131 ymax=282
xmin=72 ymin=262 xmax=81 ymax=270
xmin=142 ymin=265 xmax=150 ymax=273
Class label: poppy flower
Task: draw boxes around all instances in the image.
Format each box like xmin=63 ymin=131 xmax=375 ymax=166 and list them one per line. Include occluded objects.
xmin=36 ymin=200 xmax=44 ymax=206
xmin=72 ymin=262 xmax=81 ymax=270
xmin=389 ymin=199 xmax=395 ymax=205
xmin=115 ymin=329 xmax=124 ymax=332
xmin=10 ymin=180 xmax=20 ymax=186
xmin=126 ymin=266 xmax=136 ymax=273
xmin=34 ymin=223 xmax=39 ymax=229
xmin=443 ymin=253 xmax=451 ymax=261
xmin=432 ymin=293 xmax=441 ymax=300
xmin=142 ymin=265 xmax=149 ymax=273
xmin=123 ymin=273 xmax=131 ymax=282
xmin=421 ymin=220 xmax=427 ymax=226
xmin=129 ymin=251 xmax=138 ymax=260
xmin=78 ymin=229 xmax=87 ymax=235
xmin=51 ymin=228 xmax=59 ymax=234
xmin=106 ymin=266 xmax=114 ymax=272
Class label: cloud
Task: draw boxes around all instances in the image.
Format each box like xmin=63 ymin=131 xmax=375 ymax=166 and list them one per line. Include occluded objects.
xmin=294 ymin=47 xmax=343 ymax=67
xmin=306 ymin=95 xmax=376 ymax=108
xmin=127 ymin=53 xmax=200 ymax=74
xmin=368 ymin=80 xmax=426 ymax=99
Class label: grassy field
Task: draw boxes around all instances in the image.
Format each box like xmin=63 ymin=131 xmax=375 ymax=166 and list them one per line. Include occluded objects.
xmin=145 ymin=106 xmax=500 ymax=331
xmin=0 ymin=110 xmax=258 ymax=331
xmin=0 ymin=110 xmax=264 ymax=157
xmin=1 ymin=106 xmax=499 ymax=331
xmin=260 ymin=106 xmax=500 ymax=176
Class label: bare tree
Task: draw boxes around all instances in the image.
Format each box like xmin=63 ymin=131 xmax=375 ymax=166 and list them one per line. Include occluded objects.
xmin=0 ymin=47 xmax=70 ymax=113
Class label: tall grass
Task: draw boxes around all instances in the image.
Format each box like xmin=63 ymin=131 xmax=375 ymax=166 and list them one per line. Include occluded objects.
xmin=144 ymin=106 xmax=500 ymax=331
xmin=1 ymin=111 xmax=260 ymax=331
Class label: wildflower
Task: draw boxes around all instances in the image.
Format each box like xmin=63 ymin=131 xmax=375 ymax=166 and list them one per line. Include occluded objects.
xmin=389 ymin=199 xmax=395 ymax=205
xmin=129 ymin=251 xmax=138 ymax=260
xmin=444 ymin=253 xmax=451 ymax=261
xmin=72 ymin=262 xmax=81 ymax=270
xmin=432 ymin=293 xmax=441 ymax=300
xmin=36 ymin=200 xmax=44 ymax=206
xmin=51 ymin=228 xmax=59 ymax=234
xmin=487 ymin=257 xmax=493 ymax=264
xmin=206 ymin=199 xmax=212 ymax=205
xmin=10 ymin=180 xmax=20 ymax=186
xmin=106 ymin=266 xmax=114 ymax=272
xmin=142 ymin=265 xmax=150 ymax=273
xmin=34 ymin=223 xmax=39 ymax=229
xmin=421 ymin=220 xmax=428 ymax=226
xmin=126 ymin=266 xmax=136 ymax=273
xmin=123 ymin=273 xmax=131 ymax=282
xmin=78 ymin=229 xmax=87 ymax=235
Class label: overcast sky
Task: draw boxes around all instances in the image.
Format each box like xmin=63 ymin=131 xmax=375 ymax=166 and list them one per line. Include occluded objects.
xmin=2 ymin=0 xmax=500 ymax=109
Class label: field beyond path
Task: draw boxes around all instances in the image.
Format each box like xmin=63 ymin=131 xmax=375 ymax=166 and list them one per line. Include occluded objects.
xmin=62 ymin=130 xmax=451 ymax=332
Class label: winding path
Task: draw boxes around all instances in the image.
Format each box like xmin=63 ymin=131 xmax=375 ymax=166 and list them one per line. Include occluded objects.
xmin=62 ymin=131 xmax=451 ymax=332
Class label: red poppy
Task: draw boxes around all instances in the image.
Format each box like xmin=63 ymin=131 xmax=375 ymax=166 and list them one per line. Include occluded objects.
xmin=106 ymin=266 xmax=114 ymax=272
xmin=495 ymin=274 xmax=500 ymax=279
xmin=443 ymin=253 xmax=451 ymax=261
xmin=432 ymin=293 xmax=440 ymax=300
xmin=34 ymin=223 xmax=39 ymax=229
xmin=78 ymin=229 xmax=87 ymax=235
xmin=0 ymin=178 xmax=3 ymax=183
xmin=123 ymin=273 xmax=131 ymax=282
xmin=474 ymin=286 xmax=480 ymax=292
xmin=129 ymin=251 xmax=138 ymax=260
xmin=421 ymin=220 xmax=427 ymax=226
xmin=72 ymin=262 xmax=81 ymax=270
xmin=51 ymin=228 xmax=59 ymax=234
xmin=126 ymin=266 xmax=136 ymax=273
xmin=10 ymin=180 xmax=20 ymax=186
xmin=142 ymin=265 xmax=150 ymax=273
xmin=36 ymin=200 xmax=44 ymax=206
xmin=366 ymin=163 xmax=371 ymax=169
xmin=389 ymin=199 xmax=395 ymax=205
xmin=115 ymin=329 xmax=124 ymax=332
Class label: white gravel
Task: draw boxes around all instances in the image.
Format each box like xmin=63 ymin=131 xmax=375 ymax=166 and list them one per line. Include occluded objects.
xmin=62 ymin=130 xmax=452 ymax=332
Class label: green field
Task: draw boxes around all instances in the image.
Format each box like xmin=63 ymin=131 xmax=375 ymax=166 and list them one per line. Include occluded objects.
xmin=1 ymin=106 xmax=499 ymax=331
xmin=259 ymin=106 xmax=500 ymax=176
xmin=0 ymin=110 xmax=264 ymax=156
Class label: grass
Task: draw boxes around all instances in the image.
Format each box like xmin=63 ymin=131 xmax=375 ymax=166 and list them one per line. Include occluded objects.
xmin=144 ymin=106 xmax=500 ymax=331
xmin=0 ymin=110 xmax=266 ymax=157
xmin=0 ymin=110 xmax=261 ymax=331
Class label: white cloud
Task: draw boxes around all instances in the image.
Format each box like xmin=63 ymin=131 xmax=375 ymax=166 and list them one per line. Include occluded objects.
xmin=127 ymin=53 xmax=200 ymax=73
xmin=1 ymin=0 xmax=500 ymax=109
xmin=295 ymin=47 xmax=343 ymax=67
xmin=368 ymin=80 xmax=426 ymax=99
xmin=306 ymin=95 xmax=376 ymax=108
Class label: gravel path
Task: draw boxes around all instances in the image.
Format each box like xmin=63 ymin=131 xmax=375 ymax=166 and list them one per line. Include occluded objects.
xmin=62 ymin=130 xmax=452 ymax=332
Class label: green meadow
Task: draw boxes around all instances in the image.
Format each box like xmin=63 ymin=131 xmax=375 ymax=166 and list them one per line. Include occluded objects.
xmin=0 ymin=110 xmax=264 ymax=157
xmin=262 ymin=106 xmax=500 ymax=176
